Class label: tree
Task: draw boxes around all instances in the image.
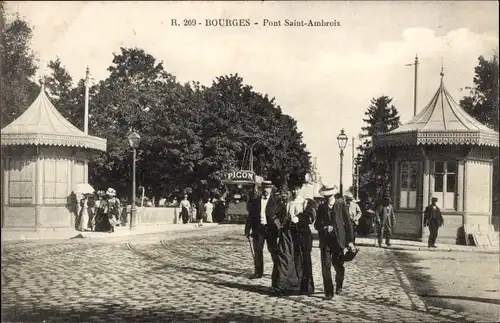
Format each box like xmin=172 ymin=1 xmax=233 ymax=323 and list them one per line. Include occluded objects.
xmin=0 ymin=11 xmax=39 ymax=127
xmin=358 ymin=96 xmax=401 ymax=205
xmin=459 ymin=54 xmax=499 ymax=221
xmin=44 ymin=58 xmax=86 ymax=129
xmin=52 ymin=47 xmax=311 ymax=202
xmin=459 ymin=54 xmax=499 ymax=132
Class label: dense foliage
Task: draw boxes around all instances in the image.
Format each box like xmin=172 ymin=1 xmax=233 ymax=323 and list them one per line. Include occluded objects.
xmin=0 ymin=9 xmax=39 ymax=127
xmin=2 ymin=24 xmax=311 ymax=201
xmin=459 ymin=54 xmax=499 ymax=219
xmin=357 ymin=96 xmax=401 ymax=205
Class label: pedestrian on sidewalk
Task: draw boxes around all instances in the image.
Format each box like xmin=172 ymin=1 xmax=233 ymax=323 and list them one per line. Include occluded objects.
xmin=180 ymin=194 xmax=190 ymax=224
xmin=78 ymin=194 xmax=91 ymax=232
xmin=375 ymin=196 xmax=396 ymax=247
xmin=204 ymin=198 xmax=214 ymax=223
xmin=424 ymin=197 xmax=444 ymax=248
xmin=106 ymin=189 xmax=121 ymax=227
xmin=197 ymin=198 xmax=205 ymax=226
xmin=345 ymin=192 xmax=361 ymax=245
xmin=314 ymin=185 xmax=354 ymax=300
xmin=245 ymin=180 xmax=279 ymax=279
xmin=190 ymin=203 xmax=197 ymax=223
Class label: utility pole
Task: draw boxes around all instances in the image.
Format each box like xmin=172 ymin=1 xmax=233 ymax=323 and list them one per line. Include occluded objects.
xmin=352 ymin=137 xmax=355 ymax=194
xmin=405 ymin=55 xmax=419 ymax=116
xmin=84 ymin=67 xmax=90 ymax=134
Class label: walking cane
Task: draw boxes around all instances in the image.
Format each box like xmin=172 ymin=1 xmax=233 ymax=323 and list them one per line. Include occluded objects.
xmin=247 ymin=236 xmax=255 ymax=261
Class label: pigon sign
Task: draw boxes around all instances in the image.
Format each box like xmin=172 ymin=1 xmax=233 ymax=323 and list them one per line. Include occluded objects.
xmin=226 ymin=170 xmax=254 ymax=181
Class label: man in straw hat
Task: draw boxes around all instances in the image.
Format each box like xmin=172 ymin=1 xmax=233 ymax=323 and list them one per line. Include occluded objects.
xmin=314 ymin=184 xmax=354 ymax=300
xmin=245 ymin=180 xmax=280 ymax=279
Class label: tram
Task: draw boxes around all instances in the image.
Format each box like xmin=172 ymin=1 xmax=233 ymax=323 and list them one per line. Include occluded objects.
xmin=221 ymin=170 xmax=263 ymax=223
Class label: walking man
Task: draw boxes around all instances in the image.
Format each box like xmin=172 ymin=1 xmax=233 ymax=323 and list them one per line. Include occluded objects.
xmin=375 ymin=196 xmax=396 ymax=247
xmin=424 ymin=197 xmax=444 ymax=248
xmin=244 ymin=181 xmax=280 ymax=279
xmin=314 ymin=184 xmax=354 ymax=300
xmin=345 ymin=192 xmax=361 ymax=245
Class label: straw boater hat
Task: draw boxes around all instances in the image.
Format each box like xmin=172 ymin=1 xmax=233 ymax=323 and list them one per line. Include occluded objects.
xmin=106 ymin=188 xmax=117 ymax=197
xmin=262 ymin=180 xmax=274 ymax=188
xmin=344 ymin=191 xmax=354 ymax=200
xmin=320 ymin=184 xmax=338 ymax=197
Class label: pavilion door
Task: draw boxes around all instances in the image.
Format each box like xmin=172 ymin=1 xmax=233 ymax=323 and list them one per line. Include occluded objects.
xmin=431 ymin=161 xmax=457 ymax=210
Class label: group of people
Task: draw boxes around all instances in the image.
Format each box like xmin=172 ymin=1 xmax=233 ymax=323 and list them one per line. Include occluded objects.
xmin=76 ymin=188 xmax=122 ymax=233
xmin=244 ymin=181 xmax=357 ymax=300
xmin=179 ymin=194 xmax=218 ymax=225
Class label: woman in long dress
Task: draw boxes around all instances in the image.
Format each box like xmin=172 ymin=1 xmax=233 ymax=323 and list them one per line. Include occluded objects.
xmin=204 ymin=198 xmax=214 ymax=223
xmin=78 ymin=194 xmax=90 ymax=231
xmin=271 ymin=191 xmax=302 ymax=295
xmin=297 ymin=197 xmax=316 ymax=294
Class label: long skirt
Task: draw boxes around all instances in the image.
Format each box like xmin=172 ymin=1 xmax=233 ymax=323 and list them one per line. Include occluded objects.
xmin=296 ymin=225 xmax=315 ymax=294
xmin=78 ymin=208 xmax=89 ymax=231
xmin=271 ymin=224 xmax=302 ymax=294
xmin=94 ymin=212 xmax=112 ymax=232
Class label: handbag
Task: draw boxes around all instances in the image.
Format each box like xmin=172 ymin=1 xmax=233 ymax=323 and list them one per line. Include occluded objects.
xmin=343 ymin=247 xmax=359 ymax=262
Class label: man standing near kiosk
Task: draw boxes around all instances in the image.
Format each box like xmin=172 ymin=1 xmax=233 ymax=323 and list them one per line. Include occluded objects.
xmin=245 ymin=180 xmax=280 ymax=279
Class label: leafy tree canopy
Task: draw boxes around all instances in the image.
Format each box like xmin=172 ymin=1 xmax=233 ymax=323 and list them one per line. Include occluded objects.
xmin=0 ymin=11 xmax=39 ymax=127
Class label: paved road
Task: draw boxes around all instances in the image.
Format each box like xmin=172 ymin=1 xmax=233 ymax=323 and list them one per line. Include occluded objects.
xmin=0 ymin=226 xmax=483 ymax=322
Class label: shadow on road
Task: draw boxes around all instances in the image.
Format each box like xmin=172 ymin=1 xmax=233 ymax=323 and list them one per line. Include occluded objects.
xmin=1 ymin=303 xmax=291 ymax=323
xmin=392 ymin=251 xmax=468 ymax=314
xmin=419 ymin=294 xmax=500 ymax=305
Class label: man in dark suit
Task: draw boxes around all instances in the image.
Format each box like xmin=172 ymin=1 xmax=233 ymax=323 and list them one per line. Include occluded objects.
xmin=245 ymin=180 xmax=280 ymax=279
xmin=314 ymin=184 xmax=354 ymax=300
xmin=424 ymin=197 xmax=444 ymax=248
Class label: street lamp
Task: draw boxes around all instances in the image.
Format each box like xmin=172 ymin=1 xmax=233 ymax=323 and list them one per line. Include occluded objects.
xmin=336 ymin=129 xmax=348 ymax=195
xmin=128 ymin=131 xmax=141 ymax=229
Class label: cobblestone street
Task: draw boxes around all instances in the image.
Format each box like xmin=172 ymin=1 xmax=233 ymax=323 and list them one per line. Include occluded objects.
xmin=0 ymin=226 xmax=485 ymax=322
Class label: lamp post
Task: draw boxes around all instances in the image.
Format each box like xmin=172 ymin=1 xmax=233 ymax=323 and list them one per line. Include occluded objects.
xmin=336 ymin=129 xmax=348 ymax=195
xmin=128 ymin=131 xmax=141 ymax=229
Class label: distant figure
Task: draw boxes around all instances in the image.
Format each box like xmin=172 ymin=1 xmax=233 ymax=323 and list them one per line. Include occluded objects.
xmin=424 ymin=197 xmax=444 ymax=248
xmin=106 ymin=188 xmax=121 ymax=229
xmin=180 ymin=195 xmax=190 ymax=224
xmin=204 ymin=198 xmax=214 ymax=223
xmin=190 ymin=203 xmax=197 ymax=223
xmin=197 ymin=198 xmax=205 ymax=226
xmin=158 ymin=197 xmax=167 ymax=207
xmin=345 ymin=192 xmax=361 ymax=245
xmin=78 ymin=194 xmax=91 ymax=232
xmin=375 ymin=197 xmax=396 ymax=247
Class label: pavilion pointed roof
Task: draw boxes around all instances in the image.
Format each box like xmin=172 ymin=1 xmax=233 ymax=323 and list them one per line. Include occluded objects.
xmin=1 ymin=84 xmax=106 ymax=151
xmin=374 ymin=70 xmax=499 ymax=148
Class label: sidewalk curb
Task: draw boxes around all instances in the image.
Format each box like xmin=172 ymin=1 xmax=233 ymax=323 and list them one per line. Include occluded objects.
xmin=1 ymin=223 xmax=223 ymax=243
xmin=310 ymin=231 xmax=499 ymax=254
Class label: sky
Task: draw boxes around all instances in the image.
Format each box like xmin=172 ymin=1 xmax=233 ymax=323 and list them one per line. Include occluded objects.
xmin=5 ymin=1 xmax=499 ymax=187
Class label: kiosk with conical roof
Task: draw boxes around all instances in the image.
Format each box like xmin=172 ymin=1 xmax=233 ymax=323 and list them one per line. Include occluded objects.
xmin=374 ymin=70 xmax=499 ymax=244
xmin=1 ymin=83 xmax=107 ymax=229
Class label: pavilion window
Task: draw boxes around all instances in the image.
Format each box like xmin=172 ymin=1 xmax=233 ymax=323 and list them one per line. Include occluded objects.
xmin=43 ymin=158 xmax=69 ymax=204
xmin=399 ymin=161 xmax=418 ymax=209
xmin=433 ymin=161 xmax=457 ymax=210
xmin=8 ymin=159 xmax=33 ymax=204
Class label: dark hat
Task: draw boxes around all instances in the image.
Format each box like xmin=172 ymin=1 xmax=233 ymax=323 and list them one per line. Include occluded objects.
xmin=343 ymin=247 xmax=359 ymax=262
xmin=431 ymin=197 xmax=438 ymax=201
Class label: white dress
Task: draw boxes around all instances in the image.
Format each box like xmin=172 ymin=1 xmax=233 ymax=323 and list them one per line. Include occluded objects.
xmin=204 ymin=202 xmax=214 ymax=223
xmin=79 ymin=199 xmax=89 ymax=231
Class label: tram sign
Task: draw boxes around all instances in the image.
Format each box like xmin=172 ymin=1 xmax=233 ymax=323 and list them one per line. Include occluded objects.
xmin=226 ymin=170 xmax=254 ymax=181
